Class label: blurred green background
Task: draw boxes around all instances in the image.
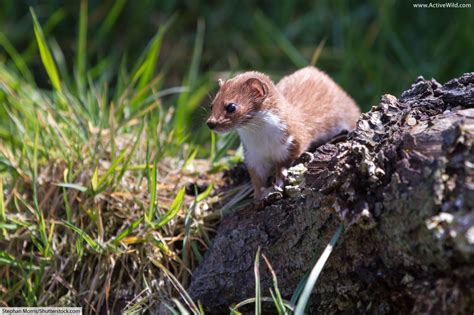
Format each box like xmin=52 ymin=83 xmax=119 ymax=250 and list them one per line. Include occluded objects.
xmin=1 ymin=0 xmax=473 ymax=118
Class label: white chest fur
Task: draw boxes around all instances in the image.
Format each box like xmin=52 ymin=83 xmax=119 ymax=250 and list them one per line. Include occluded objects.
xmin=237 ymin=111 xmax=293 ymax=178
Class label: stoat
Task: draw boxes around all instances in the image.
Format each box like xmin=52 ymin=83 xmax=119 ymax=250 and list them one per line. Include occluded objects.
xmin=207 ymin=66 xmax=361 ymax=199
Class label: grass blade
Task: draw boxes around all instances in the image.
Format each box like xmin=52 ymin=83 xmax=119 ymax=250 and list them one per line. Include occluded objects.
xmin=181 ymin=147 xmax=198 ymax=171
xmin=182 ymin=182 xmax=213 ymax=267
xmin=31 ymin=122 xmax=48 ymax=251
xmin=210 ymin=131 xmax=216 ymax=162
xmin=254 ymin=10 xmax=307 ymax=68
xmin=76 ymin=0 xmax=88 ymax=90
xmin=44 ymin=221 xmax=55 ymax=257
xmin=91 ymin=167 xmax=99 ymax=192
xmin=96 ymin=0 xmax=127 ymax=42
xmin=30 ymin=8 xmax=62 ymax=92
xmin=151 ymin=258 xmax=199 ymax=313
xmin=231 ymin=297 xmax=294 ymax=313
xmin=174 ymin=19 xmax=206 ymax=134
xmin=171 ymin=299 xmax=190 ymax=315
xmin=254 ymin=247 xmax=261 ymax=315
xmin=294 ymin=224 xmax=344 ymax=315
xmin=96 ymin=146 xmax=128 ymax=191
xmin=155 ymin=187 xmax=185 ymax=228
xmin=310 ymin=37 xmax=327 ymax=66
xmin=212 ymin=132 xmax=239 ymax=164
xmin=62 ymin=168 xmax=73 ymax=221
xmin=111 ymin=218 xmax=143 ymax=244
xmin=22 ymin=8 xmax=66 ymax=63
xmin=262 ymin=254 xmax=287 ymax=314
xmin=146 ymin=161 xmax=158 ymax=224
xmin=163 ymin=304 xmax=180 ymax=315
xmin=0 ymin=177 xmax=6 ymax=238
xmin=132 ymin=15 xmax=176 ymax=92
xmin=63 ymin=220 xmax=104 ymax=253
xmin=269 ymin=289 xmax=285 ymax=315
xmin=0 ymin=32 xmax=34 ymax=82
xmin=196 ymin=182 xmax=213 ymax=203
xmin=0 ymin=251 xmax=39 ymax=271
xmin=54 ymin=182 xmax=88 ymax=192
xmin=289 ymin=270 xmax=309 ymax=306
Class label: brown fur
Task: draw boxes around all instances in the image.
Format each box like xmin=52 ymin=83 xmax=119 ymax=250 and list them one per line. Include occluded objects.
xmin=207 ymin=66 xmax=361 ymax=199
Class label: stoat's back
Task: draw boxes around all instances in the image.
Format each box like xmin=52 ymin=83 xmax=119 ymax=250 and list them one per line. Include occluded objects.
xmin=276 ymin=66 xmax=361 ymax=152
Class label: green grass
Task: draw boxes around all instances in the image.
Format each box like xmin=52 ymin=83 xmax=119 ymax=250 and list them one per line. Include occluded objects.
xmin=1 ymin=1 xmax=472 ymax=313
xmin=0 ymin=8 xmax=248 ymax=312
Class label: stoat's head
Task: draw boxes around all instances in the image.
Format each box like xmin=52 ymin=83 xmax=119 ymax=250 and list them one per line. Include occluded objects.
xmin=206 ymin=72 xmax=272 ymax=133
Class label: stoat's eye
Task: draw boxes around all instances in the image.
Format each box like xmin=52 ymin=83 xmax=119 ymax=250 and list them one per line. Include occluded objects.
xmin=225 ymin=103 xmax=237 ymax=113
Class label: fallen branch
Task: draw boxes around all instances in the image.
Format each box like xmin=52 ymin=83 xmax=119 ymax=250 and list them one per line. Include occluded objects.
xmin=188 ymin=73 xmax=474 ymax=314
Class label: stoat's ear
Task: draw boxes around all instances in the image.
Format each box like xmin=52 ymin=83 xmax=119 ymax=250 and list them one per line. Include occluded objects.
xmin=218 ymin=79 xmax=224 ymax=87
xmin=245 ymin=78 xmax=267 ymax=100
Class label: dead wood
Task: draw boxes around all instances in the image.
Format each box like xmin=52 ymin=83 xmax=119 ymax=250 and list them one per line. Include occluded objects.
xmin=188 ymin=73 xmax=474 ymax=314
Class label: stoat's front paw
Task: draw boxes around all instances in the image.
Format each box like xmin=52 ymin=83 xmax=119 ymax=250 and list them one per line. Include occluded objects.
xmin=260 ymin=187 xmax=273 ymax=199
xmin=275 ymin=168 xmax=288 ymax=189
xmin=260 ymin=186 xmax=283 ymax=203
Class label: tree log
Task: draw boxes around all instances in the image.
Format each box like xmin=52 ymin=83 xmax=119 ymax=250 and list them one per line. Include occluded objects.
xmin=188 ymin=73 xmax=474 ymax=314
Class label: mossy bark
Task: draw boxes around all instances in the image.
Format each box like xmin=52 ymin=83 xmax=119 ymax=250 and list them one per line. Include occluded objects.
xmin=188 ymin=73 xmax=474 ymax=314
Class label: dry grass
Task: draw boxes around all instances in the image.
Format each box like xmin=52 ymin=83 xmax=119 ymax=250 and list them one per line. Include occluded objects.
xmin=0 ymin=114 xmax=250 ymax=313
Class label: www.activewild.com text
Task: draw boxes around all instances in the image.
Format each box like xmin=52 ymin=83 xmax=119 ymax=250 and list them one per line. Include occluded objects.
xmin=413 ymin=2 xmax=472 ymax=8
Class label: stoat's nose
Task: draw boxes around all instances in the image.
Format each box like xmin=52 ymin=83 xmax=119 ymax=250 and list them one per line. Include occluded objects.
xmin=207 ymin=119 xmax=217 ymax=129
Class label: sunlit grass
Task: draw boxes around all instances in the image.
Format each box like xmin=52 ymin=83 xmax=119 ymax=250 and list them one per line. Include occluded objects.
xmin=0 ymin=8 xmax=247 ymax=312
